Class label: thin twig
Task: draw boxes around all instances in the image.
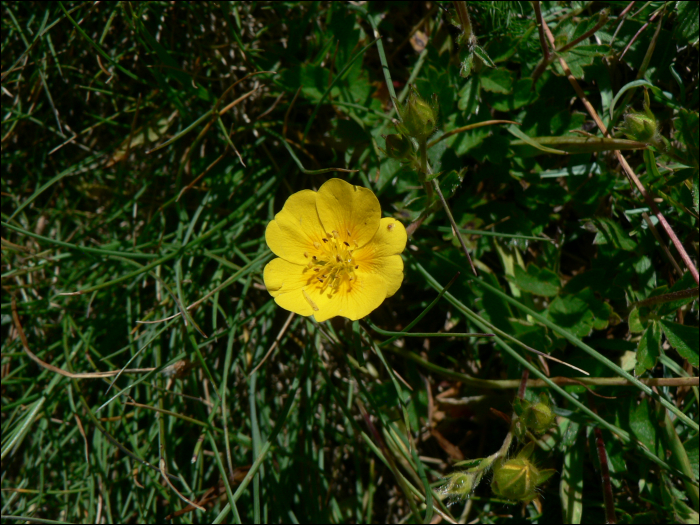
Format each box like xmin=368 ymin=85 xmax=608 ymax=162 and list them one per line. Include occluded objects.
xmin=12 ymin=296 xmax=155 ymax=379
xmin=250 ymin=312 xmax=295 ymax=374
xmin=531 ymin=1 xmax=550 ymax=62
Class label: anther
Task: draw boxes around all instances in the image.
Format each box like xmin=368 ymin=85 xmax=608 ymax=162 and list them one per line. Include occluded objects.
xmin=303 ymin=252 xmax=309 ymax=258
xmin=343 ymin=241 xmax=350 ymax=247
xmin=313 ymin=242 xmax=321 ymax=249
xmin=332 ymin=230 xmax=339 ymax=238
xmin=346 ymin=229 xmax=351 ymax=236
xmin=322 ymin=238 xmax=328 ymax=243
xmin=353 ymin=240 xmax=359 ymax=248
xmin=312 ymin=255 xmax=317 ymax=260
xmin=318 ymin=278 xmax=324 ymax=282
xmin=355 ymin=265 xmax=359 ymax=269
xmin=336 ymin=255 xmax=342 ymax=262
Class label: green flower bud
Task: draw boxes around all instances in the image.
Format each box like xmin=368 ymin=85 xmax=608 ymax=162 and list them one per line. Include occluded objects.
xmin=395 ymin=86 xmax=439 ymax=141
xmin=384 ymin=134 xmax=412 ymax=159
xmin=439 ymin=469 xmax=483 ymax=504
xmin=491 ymin=443 xmax=556 ymax=503
xmin=618 ymin=88 xmax=663 ymax=148
xmin=514 ymin=393 xmax=555 ymax=435
xmin=621 ymin=111 xmax=657 ymax=142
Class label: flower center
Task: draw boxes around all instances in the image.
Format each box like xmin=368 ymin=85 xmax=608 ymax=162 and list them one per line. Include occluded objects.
xmin=304 ymin=229 xmax=359 ymax=293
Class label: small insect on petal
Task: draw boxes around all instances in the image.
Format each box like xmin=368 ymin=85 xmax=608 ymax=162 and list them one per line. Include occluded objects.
xmin=302 ymin=289 xmax=320 ymax=311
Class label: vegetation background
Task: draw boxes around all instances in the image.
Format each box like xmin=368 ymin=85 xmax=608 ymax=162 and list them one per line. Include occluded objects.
xmin=2 ymin=1 xmax=698 ymax=523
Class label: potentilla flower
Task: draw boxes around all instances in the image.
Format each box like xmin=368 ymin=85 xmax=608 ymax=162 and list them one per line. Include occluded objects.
xmin=263 ymin=178 xmax=407 ymax=322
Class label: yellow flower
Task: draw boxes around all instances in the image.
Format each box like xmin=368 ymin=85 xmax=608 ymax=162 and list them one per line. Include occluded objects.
xmin=263 ymin=178 xmax=406 ymax=322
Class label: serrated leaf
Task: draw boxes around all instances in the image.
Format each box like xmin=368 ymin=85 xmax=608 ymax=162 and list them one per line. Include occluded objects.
xmin=659 ymin=320 xmax=699 ymax=367
xmin=479 ymin=68 xmax=514 ymax=94
xmin=473 ymin=44 xmax=496 ymax=68
xmin=513 ymin=264 xmax=560 ymax=297
xmin=547 ymin=294 xmax=595 ymax=338
xmin=567 ymin=44 xmax=611 ymax=57
xmin=459 ymin=48 xmax=474 ymax=79
xmin=628 ymin=307 xmax=645 ymax=333
xmin=674 ymin=1 xmax=699 ymax=45
xmin=592 ymin=218 xmax=637 ymax=251
xmin=458 ymin=76 xmax=479 ymax=113
xmin=629 ymin=397 xmax=662 ymax=457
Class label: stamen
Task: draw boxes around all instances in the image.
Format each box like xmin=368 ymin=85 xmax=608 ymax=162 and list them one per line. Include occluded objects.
xmin=343 ymin=241 xmax=350 ymax=247
xmin=332 ymin=230 xmax=339 ymax=238
xmin=346 ymin=229 xmax=351 ymax=236
xmin=312 ymin=255 xmax=317 ymax=260
xmin=353 ymin=240 xmax=359 ymax=248
xmin=336 ymin=255 xmax=342 ymax=262
xmin=313 ymin=242 xmax=321 ymax=249
xmin=303 ymin=252 xmax=309 ymax=258
xmin=355 ymin=265 xmax=359 ymax=269
xmin=302 ymin=289 xmax=319 ymax=311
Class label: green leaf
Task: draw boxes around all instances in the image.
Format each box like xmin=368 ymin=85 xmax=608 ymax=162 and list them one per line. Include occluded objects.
xmin=635 ymin=321 xmax=661 ymax=375
xmin=629 ymin=397 xmax=662 ymax=457
xmin=659 ymin=320 xmax=699 ymax=367
xmin=458 ymin=76 xmax=480 ymax=113
xmin=657 ymin=271 xmax=698 ymax=316
xmin=628 ymin=307 xmax=645 ymax=333
xmin=547 ymin=295 xmax=595 ymax=338
xmin=513 ymin=264 xmax=560 ymax=297
xmin=460 ymin=50 xmax=474 ymax=79
xmin=473 ymin=44 xmax=496 ymax=68
xmin=479 ymin=68 xmax=514 ymax=94
xmin=507 ymin=126 xmax=567 ymax=155
xmin=511 ymin=135 xmax=647 ymax=154
xmin=673 ymin=1 xmax=699 ymax=45
xmin=591 ymin=218 xmax=637 ymax=251
xmin=609 ymin=79 xmax=653 ymax=119
xmin=567 ymin=44 xmax=610 ymax=57
xmin=487 ymin=78 xmax=538 ymax=112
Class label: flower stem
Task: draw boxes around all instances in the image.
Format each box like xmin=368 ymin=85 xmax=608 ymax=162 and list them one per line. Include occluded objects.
xmin=417 ymin=137 xmax=477 ymax=275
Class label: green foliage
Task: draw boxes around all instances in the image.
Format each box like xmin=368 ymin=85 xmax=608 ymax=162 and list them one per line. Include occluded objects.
xmin=2 ymin=1 xmax=698 ymax=524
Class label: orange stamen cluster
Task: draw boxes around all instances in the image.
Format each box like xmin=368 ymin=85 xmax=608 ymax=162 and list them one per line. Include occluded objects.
xmin=304 ymin=229 xmax=359 ymax=293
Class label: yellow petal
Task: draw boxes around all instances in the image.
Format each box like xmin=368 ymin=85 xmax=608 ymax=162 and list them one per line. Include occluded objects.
xmin=263 ymin=258 xmax=335 ymax=316
xmin=353 ymin=217 xmax=406 ymax=298
xmin=316 ymin=178 xmax=381 ymax=249
xmin=313 ymin=272 xmax=389 ymax=322
xmin=265 ymin=190 xmax=326 ymax=265
xmin=366 ymin=217 xmax=407 ymax=258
